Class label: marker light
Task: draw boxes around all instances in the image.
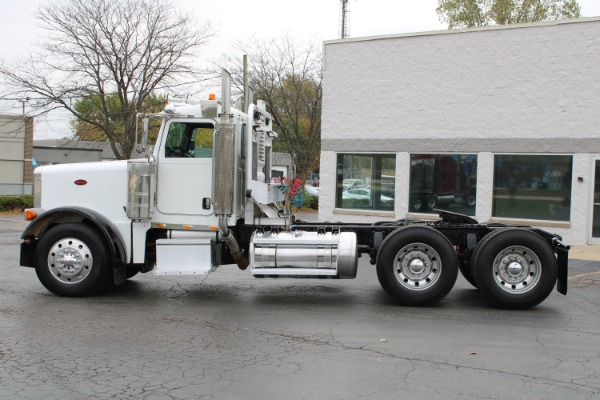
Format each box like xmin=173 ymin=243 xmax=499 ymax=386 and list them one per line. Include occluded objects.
xmin=208 ymin=94 xmax=216 ymax=100
xmin=24 ymin=209 xmax=38 ymax=221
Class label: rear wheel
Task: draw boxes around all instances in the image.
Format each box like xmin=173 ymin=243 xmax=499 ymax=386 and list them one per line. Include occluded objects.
xmin=34 ymin=224 xmax=111 ymax=296
xmin=471 ymin=228 xmax=557 ymax=309
xmin=376 ymin=226 xmax=458 ymax=306
xmin=458 ymin=262 xmax=477 ymax=288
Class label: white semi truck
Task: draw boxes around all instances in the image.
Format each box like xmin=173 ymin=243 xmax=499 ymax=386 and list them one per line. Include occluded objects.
xmin=20 ymin=72 xmax=569 ymax=309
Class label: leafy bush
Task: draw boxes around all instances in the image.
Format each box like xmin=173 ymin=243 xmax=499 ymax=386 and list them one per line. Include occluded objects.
xmin=0 ymin=195 xmax=33 ymax=211
xmin=303 ymin=196 xmax=319 ymax=210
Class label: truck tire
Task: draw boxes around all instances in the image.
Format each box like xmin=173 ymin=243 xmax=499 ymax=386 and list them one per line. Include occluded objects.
xmin=34 ymin=224 xmax=111 ymax=297
xmin=468 ymin=228 xmax=504 ymax=283
xmin=411 ymin=197 xmax=423 ymax=212
xmin=376 ymin=226 xmax=458 ymax=306
xmin=426 ymin=196 xmax=436 ymax=210
xmin=125 ymin=265 xmax=140 ymax=279
xmin=471 ymin=228 xmax=557 ymax=309
xmin=458 ymin=262 xmax=477 ymax=288
xmin=464 ymin=191 xmax=476 ymax=208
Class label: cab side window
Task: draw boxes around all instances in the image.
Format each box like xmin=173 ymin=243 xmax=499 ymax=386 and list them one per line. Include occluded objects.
xmin=165 ymin=122 xmax=214 ymax=158
xmin=192 ymin=127 xmax=213 ymax=158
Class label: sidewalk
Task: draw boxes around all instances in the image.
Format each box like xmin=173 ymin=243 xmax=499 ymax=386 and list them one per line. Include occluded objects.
xmin=569 ymin=244 xmax=600 ymax=262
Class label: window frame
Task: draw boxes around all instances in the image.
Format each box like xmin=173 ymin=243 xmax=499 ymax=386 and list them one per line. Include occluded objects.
xmin=335 ymin=153 xmax=397 ymax=212
xmin=491 ymin=153 xmax=573 ymax=223
xmin=161 ymin=119 xmax=215 ymax=159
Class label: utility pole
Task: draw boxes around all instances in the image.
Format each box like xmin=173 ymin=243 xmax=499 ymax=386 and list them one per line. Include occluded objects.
xmin=243 ymin=55 xmax=249 ymax=113
xmin=340 ymin=0 xmax=350 ymax=39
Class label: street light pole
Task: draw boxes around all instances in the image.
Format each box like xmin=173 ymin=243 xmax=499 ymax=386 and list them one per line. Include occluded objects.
xmin=19 ymin=97 xmax=30 ymax=115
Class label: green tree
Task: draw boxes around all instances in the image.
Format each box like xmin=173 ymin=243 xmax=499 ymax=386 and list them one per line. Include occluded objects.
xmin=0 ymin=0 xmax=213 ymax=159
xmin=219 ymin=36 xmax=322 ymax=181
xmin=437 ymin=0 xmax=581 ymax=29
xmin=71 ymin=92 xmax=165 ymax=144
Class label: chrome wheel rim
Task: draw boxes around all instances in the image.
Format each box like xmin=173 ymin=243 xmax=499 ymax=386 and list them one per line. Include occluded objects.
xmin=47 ymin=238 xmax=93 ymax=284
xmin=394 ymin=243 xmax=441 ymax=290
xmin=492 ymin=245 xmax=540 ymax=294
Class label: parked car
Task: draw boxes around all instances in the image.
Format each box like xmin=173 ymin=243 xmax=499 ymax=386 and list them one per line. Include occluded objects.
xmin=343 ymin=179 xmax=365 ymax=190
xmin=304 ymin=185 xmax=320 ymax=197
xmin=342 ymin=188 xmax=393 ymax=205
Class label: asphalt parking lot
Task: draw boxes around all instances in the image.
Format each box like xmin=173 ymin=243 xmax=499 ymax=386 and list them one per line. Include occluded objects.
xmin=0 ymin=215 xmax=599 ymax=400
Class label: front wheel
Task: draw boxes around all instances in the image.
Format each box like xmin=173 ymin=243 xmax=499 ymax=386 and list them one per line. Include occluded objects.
xmin=34 ymin=224 xmax=111 ymax=296
xmin=125 ymin=265 xmax=140 ymax=279
xmin=471 ymin=228 xmax=557 ymax=309
xmin=376 ymin=226 xmax=458 ymax=306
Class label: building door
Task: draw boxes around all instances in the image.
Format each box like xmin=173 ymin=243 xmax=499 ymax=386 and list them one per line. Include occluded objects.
xmin=589 ymin=158 xmax=600 ymax=243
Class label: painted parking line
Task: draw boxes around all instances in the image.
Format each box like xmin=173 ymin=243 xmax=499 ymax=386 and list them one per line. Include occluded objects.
xmin=568 ymin=271 xmax=600 ymax=280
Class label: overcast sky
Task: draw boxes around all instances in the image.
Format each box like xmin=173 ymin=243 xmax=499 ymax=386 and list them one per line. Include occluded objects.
xmin=1 ymin=0 xmax=599 ymax=139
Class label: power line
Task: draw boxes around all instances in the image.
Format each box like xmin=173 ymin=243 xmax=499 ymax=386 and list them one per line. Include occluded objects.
xmin=0 ymin=75 xmax=221 ymax=102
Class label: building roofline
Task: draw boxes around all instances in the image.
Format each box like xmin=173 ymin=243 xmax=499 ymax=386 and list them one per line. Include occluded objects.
xmin=323 ymin=16 xmax=600 ymax=46
xmin=0 ymin=112 xmax=33 ymax=119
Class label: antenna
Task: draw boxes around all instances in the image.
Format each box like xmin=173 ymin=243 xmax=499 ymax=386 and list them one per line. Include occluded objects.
xmin=340 ymin=0 xmax=350 ymax=39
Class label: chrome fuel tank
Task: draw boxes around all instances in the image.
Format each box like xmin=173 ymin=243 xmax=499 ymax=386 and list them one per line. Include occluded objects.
xmin=250 ymin=230 xmax=358 ymax=278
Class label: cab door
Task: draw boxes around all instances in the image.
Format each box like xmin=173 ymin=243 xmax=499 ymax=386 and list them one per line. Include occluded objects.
xmin=156 ymin=119 xmax=215 ymax=216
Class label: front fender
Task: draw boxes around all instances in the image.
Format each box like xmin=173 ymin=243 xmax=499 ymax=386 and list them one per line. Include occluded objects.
xmin=20 ymin=207 xmax=127 ymax=275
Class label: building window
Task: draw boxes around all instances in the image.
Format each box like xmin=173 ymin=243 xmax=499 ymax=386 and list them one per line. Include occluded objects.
xmin=336 ymin=154 xmax=396 ymax=211
xmin=493 ymin=155 xmax=572 ymax=222
xmin=409 ymin=154 xmax=478 ymax=216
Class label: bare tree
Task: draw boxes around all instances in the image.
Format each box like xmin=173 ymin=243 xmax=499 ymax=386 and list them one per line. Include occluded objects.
xmin=220 ymin=36 xmax=322 ymax=181
xmin=0 ymin=0 xmax=213 ymax=159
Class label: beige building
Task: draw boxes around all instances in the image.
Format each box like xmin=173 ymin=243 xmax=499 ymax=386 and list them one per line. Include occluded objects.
xmin=0 ymin=113 xmax=33 ymax=195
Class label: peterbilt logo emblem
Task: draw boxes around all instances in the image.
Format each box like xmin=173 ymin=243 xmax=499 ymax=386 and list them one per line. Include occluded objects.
xmin=74 ymin=179 xmax=88 ymax=186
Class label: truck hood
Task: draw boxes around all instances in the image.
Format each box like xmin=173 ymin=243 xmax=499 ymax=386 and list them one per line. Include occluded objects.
xmin=37 ymin=160 xmax=130 ymax=221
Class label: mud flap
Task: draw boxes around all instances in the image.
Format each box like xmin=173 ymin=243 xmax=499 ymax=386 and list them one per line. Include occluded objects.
xmin=556 ymin=247 xmax=569 ymax=295
xmin=113 ymin=264 xmax=127 ymax=286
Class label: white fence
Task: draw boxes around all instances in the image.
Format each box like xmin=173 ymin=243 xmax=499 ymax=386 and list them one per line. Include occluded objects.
xmin=0 ymin=184 xmax=32 ymax=196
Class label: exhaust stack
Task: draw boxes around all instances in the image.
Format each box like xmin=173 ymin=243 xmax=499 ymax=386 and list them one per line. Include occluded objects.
xmin=213 ymin=69 xmax=248 ymax=269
